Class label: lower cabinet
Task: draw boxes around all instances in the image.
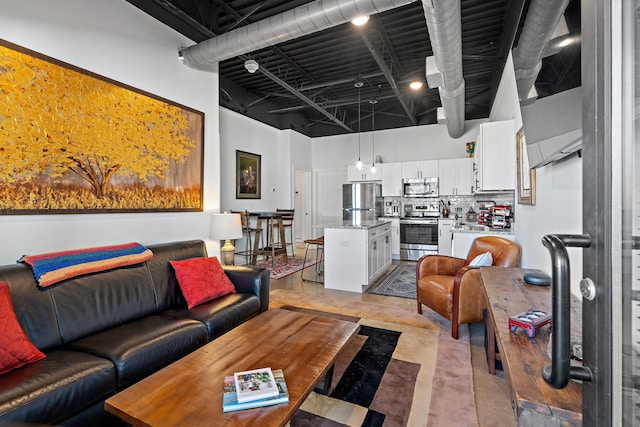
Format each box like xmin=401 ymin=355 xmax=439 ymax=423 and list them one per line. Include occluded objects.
xmin=367 ymin=224 xmax=392 ymax=283
xmin=324 ymin=222 xmax=391 ymax=293
xmin=438 ymin=219 xmax=455 ymax=256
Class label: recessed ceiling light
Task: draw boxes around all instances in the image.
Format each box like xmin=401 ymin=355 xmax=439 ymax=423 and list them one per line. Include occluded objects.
xmin=351 ymin=15 xmax=369 ymax=26
xmin=557 ymin=37 xmax=575 ymax=48
xmin=409 ymin=81 xmax=424 ymax=90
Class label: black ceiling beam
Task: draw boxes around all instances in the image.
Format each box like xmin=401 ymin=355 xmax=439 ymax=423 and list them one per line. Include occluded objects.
xmin=210 ymin=0 xmax=348 ymax=125
xmin=125 ymin=0 xmax=211 ymax=42
xmin=487 ymin=0 xmax=526 ymax=110
xmin=358 ymin=18 xmax=418 ymax=125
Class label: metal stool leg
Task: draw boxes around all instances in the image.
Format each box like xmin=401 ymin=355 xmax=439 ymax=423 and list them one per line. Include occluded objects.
xmin=301 ymin=237 xmax=324 ymax=283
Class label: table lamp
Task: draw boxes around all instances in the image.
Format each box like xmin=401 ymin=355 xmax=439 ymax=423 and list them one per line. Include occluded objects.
xmin=210 ymin=213 xmax=243 ymax=265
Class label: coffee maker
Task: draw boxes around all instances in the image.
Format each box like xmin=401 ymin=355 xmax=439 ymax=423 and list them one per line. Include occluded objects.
xmin=384 ymin=199 xmax=400 ymax=216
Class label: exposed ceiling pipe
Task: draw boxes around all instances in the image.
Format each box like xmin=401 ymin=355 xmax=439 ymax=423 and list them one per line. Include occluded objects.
xmin=512 ymin=0 xmax=570 ymax=102
xmin=421 ymin=0 xmax=465 ymax=139
xmin=179 ymin=0 xmax=417 ymax=70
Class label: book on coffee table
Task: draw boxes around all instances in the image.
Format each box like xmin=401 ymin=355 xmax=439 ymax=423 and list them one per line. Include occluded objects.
xmin=223 ymin=369 xmax=289 ymax=412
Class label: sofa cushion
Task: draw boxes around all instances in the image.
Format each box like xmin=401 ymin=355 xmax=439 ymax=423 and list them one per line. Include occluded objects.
xmin=0 ymin=349 xmax=115 ymax=425
xmin=0 ymin=264 xmax=62 ymax=351
xmin=146 ymin=240 xmax=209 ymax=311
xmin=0 ymin=283 xmax=46 ymax=375
xmin=170 ymin=257 xmax=236 ymax=308
xmin=164 ymin=293 xmax=261 ymax=340
xmin=50 ymin=264 xmax=158 ymax=344
xmin=67 ymin=315 xmax=208 ymax=388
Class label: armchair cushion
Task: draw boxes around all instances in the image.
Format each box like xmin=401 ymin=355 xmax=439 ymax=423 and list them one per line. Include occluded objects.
xmin=469 ymin=252 xmax=493 ymax=267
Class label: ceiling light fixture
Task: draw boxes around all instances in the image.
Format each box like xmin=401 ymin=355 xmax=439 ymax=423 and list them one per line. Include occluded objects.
xmin=557 ymin=36 xmax=575 ymax=48
xmin=244 ymin=59 xmax=259 ymax=73
xmin=355 ymin=79 xmax=364 ymax=170
xmin=369 ymin=99 xmax=377 ymax=175
xmin=409 ymin=80 xmax=424 ymax=90
xmin=351 ymin=15 xmax=370 ymax=26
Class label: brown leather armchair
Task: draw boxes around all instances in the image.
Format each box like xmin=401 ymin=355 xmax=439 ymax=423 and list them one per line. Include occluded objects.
xmin=416 ymin=236 xmax=522 ymax=339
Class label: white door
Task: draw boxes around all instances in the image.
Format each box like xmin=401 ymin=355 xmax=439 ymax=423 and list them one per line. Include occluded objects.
xmin=294 ymin=169 xmax=311 ymax=243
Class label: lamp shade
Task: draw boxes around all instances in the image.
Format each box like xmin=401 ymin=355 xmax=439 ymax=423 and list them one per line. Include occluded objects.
xmin=210 ymin=213 xmax=243 ymax=240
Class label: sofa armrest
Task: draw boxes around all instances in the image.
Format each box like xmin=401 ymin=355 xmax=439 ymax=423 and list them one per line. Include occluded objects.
xmin=223 ymin=265 xmax=270 ymax=312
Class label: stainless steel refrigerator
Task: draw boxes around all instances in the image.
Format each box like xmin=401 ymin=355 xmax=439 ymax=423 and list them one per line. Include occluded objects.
xmin=342 ymin=182 xmax=383 ymax=221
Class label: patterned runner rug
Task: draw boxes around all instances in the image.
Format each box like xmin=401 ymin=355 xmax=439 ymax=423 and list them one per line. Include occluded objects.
xmin=368 ymin=263 xmax=417 ymax=299
xmin=270 ymin=290 xmax=478 ymax=427
xmin=254 ymin=256 xmax=319 ymax=280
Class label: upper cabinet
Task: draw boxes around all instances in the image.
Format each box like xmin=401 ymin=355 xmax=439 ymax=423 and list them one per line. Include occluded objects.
xmin=439 ymin=158 xmax=474 ymax=195
xmin=347 ymin=164 xmax=382 ymax=182
xmin=475 ymin=120 xmax=516 ymax=191
xmin=380 ymin=162 xmax=403 ymax=197
xmin=401 ymin=160 xmax=439 ymax=179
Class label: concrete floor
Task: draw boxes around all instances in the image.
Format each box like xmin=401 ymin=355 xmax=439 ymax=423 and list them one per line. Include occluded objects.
xmin=251 ymin=243 xmax=516 ymax=427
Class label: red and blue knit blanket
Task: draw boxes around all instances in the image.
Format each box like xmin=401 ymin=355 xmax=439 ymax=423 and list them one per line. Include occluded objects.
xmin=19 ymin=242 xmax=153 ymax=288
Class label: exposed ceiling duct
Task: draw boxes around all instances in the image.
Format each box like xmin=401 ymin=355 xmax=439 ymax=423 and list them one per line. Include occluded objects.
xmin=512 ymin=0 xmax=571 ymax=102
xmin=178 ymin=0 xmax=417 ymax=70
xmin=421 ymin=0 xmax=465 ymax=139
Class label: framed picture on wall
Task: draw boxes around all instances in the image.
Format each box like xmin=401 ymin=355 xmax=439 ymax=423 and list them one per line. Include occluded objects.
xmin=236 ymin=150 xmax=261 ymax=199
xmin=516 ymin=127 xmax=536 ymax=205
xmin=0 ymin=39 xmax=204 ymax=214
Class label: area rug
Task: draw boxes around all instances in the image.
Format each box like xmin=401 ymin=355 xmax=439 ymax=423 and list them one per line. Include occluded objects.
xmin=368 ymin=263 xmax=417 ymax=299
xmin=255 ymin=256 xmax=319 ymax=280
xmin=270 ymin=289 xmax=478 ymax=427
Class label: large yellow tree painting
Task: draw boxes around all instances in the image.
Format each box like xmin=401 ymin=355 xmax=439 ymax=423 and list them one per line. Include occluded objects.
xmin=0 ymin=41 xmax=203 ymax=212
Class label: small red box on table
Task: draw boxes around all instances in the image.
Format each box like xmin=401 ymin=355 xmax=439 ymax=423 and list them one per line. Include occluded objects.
xmin=508 ymin=309 xmax=552 ymax=338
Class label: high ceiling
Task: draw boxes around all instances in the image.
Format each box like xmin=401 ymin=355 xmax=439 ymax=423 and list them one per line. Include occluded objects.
xmin=127 ymin=0 xmax=581 ymax=138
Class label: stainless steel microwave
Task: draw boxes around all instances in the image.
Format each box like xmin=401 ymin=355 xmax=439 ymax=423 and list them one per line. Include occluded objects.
xmin=402 ymin=177 xmax=438 ymax=198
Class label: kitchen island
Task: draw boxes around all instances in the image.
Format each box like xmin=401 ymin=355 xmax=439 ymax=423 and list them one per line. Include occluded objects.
xmin=323 ymin=219 xmax=392 ymax=293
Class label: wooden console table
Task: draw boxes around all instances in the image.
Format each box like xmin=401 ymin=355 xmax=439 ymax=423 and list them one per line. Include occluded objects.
xmin=481 ymin=267 xmax=582 ymax=426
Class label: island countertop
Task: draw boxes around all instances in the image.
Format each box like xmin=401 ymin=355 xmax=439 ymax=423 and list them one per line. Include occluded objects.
xmin=322 ymin=219 xmax=391 ymax=230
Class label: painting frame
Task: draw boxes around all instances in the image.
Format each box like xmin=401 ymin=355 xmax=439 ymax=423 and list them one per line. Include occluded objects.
xmin=236 ymin=150 xmax=261 ymax=199
xmin=0 ymin=39 xmax=204 ymax=215
xmin=516 ymin=127 xmax=536 ymax=205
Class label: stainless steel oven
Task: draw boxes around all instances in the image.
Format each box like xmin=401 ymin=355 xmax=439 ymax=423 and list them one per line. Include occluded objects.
xmin=399 ymin=218 xmax=438 ymax=261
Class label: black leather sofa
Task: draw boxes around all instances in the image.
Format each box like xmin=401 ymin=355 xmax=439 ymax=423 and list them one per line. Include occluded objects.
xmin=0 ymin=240 xmax=270 ymax=426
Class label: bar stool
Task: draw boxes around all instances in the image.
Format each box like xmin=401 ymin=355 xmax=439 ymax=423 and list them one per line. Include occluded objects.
xmin=231 ymin=210 xmax=261 ymax=264
xmin=301 ymin=236 xmax=324 ymax=283
xmin=276 ymin=208 xmax=295 ymax=257
xmin=251 ymin=213 xmax=288 ymax=266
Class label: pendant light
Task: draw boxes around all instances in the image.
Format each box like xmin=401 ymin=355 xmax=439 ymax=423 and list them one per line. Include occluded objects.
xmin=369 ymin=99 xmax=377 ymax=174
xmin=354 ymin=80 xmax=364 ymax=170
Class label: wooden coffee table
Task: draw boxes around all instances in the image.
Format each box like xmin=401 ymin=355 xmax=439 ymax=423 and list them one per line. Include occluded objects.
xmin=105 ymin=308 xmax=359 ymax=426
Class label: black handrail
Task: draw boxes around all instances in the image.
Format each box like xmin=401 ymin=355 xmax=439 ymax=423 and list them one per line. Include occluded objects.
xmin=541 ymin=234 xmax=594 ymax=388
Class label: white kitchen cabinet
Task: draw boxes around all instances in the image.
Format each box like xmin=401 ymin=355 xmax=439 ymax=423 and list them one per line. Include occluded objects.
xmin=452 ymin=231 xmax=515 ymax=259
xmin=439 ymin=158 xmax=474 ymax=195
xmin=324 ymin=222 xmax=391 ymax=293
xmin=367 ymin=223 xmax=392 ymax=283
xmin=347 ymin=164 xmax=382 ymax=182
xmin=438 ymin=219 xmax=455 ymax=255
xmin=475 ymin=120 xmax=516 ymax=191
xmin=401 ymin=160 xmax=439 ymax=179
xmin=381 ymin=162 xmax=403 ymax=196
xmin=390 ymin=218 xmax=400 ymax=259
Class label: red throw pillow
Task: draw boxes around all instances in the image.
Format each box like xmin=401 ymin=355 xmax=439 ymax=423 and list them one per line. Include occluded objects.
xmin=0 ymin=282 xmax=46 ymax=375
xmin=169 ymin=257 xmax=237 ymax=309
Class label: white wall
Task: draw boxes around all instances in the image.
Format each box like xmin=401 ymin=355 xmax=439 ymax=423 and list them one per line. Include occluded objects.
xmin=220 ymin=108 xmax=298 ymax=211
xmin=0 ymin=0 xmax=220 ymax=264
xmin=311 ymin=120 xmax=486 ymax=169
xmin=490 ymin=54 xmax=583 ymax=295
